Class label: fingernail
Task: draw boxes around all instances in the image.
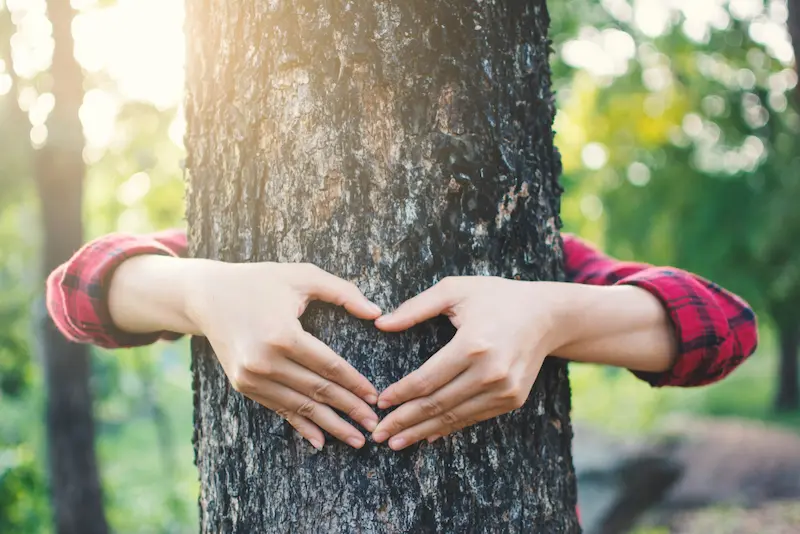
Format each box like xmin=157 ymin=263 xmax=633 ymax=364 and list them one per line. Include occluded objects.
xmin=377 ymin=398 xmax=391 ymax=410
xmin=365 ymin=394 xmax=378 ymax=405
xmin=372 ymin=430 xmax=388 ymax=443
xmin=346 ymin=436 xmax=364 ymax=448
xmin=363 ymin=417 xmax=379 ymax=432
xmin=369 ymin=303 xmax=382 ymax=315
xmin=427 ymin=434 xmax=441 ymax=444
xmin=309 ymin=438 xmax=323 ymax=450
xmin=389 ymin=436 xmax=406 ymax=450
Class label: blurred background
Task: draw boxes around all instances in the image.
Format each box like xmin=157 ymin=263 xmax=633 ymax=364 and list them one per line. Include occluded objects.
xmin=0 ymin=0 xmax=798 ymax=532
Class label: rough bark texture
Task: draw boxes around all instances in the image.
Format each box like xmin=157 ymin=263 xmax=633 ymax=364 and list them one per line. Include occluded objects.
xmin=36 ymin=2 xmax=108 ymax=533
xmin=185 ymin=0 xmax=577 ymax=532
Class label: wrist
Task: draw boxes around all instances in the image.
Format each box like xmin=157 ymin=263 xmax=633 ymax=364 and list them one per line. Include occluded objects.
xmin=109 ymin=254 xmax=201 ymax=336
xmin=538 ymin=282 xmax=617 ymax=355
xmin=520 ymin=281 xmax=581 ymax=355
xmin=546 ymin=282 xmax=677 ymax=371
xmin=181 ymin=258 xmax=225 ymax=336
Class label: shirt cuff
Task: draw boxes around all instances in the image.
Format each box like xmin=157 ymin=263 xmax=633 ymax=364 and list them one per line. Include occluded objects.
xmin=54 ymin=233 xmax=184 ymax=349
xmin=616 ymin=268 xmax=730 ymax=387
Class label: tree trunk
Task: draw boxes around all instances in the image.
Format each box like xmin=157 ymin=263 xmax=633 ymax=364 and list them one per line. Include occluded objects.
xmin=788 ymin=0 xmax=800 ymax=99
xmin=35 ymin=1 xmax=108 ymax=533
xmin=184 ymin=0 xmax=576 ymax=532
xmin=775 ymin=320 xmax=799 ymax=412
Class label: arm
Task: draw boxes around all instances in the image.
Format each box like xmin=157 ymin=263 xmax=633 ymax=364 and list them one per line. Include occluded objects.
xmin=46 ymin=229 xmax=189 ymax=349
xmin=369 ymin=234 xmax=759 ymax=449
xmin=551 ymin=284 xmax=677 ymax=372
xmin=46 ymin=230 xmax=385 ymax=450
xmin=559 ymin=233 xmax=758 ymax=387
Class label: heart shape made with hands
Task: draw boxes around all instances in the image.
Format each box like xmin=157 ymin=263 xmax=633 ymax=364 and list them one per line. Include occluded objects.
xmin=333 ymin=275 xmax=549 ymax=452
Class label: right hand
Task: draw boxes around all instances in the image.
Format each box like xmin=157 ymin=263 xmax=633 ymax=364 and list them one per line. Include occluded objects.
xmin=184 ymin=260 xmax=382 ymax=450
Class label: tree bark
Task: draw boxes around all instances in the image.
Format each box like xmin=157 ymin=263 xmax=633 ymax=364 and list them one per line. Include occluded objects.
xmin=185 ymin=0 xmax=577 ymax=532
xmin=35 ymin=1 xmax=108 ymax=533
xmin=775 ymin=320 xmax=799 ymax=412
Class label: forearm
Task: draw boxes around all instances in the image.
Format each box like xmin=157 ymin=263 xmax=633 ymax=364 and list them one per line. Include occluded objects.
xmin=108 ymin=255 xmax=202 ymax=336
xmin=550 ymin=284 xmax=677 ymax=373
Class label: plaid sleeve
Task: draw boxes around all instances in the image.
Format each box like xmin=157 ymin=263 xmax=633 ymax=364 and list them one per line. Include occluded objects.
xmin=46 ymin=229 xmax=189 ymax=349
xmin=562 ymin=233 xmax=758 ymax=387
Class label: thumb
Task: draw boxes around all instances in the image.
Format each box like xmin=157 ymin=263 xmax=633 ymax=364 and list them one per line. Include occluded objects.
xmin=301 ymin=265 xmax=382 ymax=320
xmin=375 ymin=278 xmax=457 ymax=332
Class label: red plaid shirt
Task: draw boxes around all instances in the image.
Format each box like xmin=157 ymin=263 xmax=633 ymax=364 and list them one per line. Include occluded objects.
xmin=45 ymin=229 xmax=757 ymax=387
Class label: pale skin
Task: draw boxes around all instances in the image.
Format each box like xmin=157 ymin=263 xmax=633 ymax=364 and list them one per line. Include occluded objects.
xmin=109 ymin=254 xmax=677 ymax=451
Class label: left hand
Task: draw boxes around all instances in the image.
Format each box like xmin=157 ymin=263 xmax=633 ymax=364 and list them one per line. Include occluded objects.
xmin=371 ymin=276 xmax=568 ymax=450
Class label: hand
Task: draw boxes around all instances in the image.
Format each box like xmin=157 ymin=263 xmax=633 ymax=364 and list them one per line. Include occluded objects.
xmin=371 ymin=277 xmax=569 ymax=450
xmin=185 ymin=260 xmax=383 ymax=450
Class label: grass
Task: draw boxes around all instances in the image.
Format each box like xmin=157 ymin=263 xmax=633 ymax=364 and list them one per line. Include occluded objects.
xmin=96 ymin=343 xmax=198 ymax=534
xmin=570 ymin=326 xmax=800 ymax=434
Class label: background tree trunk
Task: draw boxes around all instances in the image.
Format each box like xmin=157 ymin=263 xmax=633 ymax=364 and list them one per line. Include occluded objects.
xmin=35 ymin=1 xmax=108 ymax=533
xmin=779 ymin=0 xmax=800 ymax=412
xmin=788 ymin=0 xmax=799 ymax=99
xmin=185 ymin=0 xmax=577 ymax=531
xmin=774 ymin=320 xmax=799 ymax=412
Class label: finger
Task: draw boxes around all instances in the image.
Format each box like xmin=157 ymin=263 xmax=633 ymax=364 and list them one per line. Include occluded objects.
xmin=291 ymin=332 xmax=379 ymax=404
xmin=247 ymin=391 xmax=325 ymax=450
xmin=374 ymin=278 xmax=457 ymax=332
xmin=376 ymin=331 xmax=470 ymax=409
xmin=302 ymin=265 xmax=382 ymax=320
xmin=271 ymin=358 xmax=379 ymax=432
xmin=372 ymin=366 xmax=481 ymax=441
xmin=254 ymin=382 xmax=367 ymax=449
xmin=387 ymin=395 xmax=503 ymax=450
xmin=286 ymin=415 xmax=326 ymax=450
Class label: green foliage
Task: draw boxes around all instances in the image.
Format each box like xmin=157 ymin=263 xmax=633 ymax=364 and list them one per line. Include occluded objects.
xmin=0 ymin=386 xmax=50 ymax=534
xmin=0 ymin=285 xmax=34 ymax=398
xmin=84 ymin=100 xmax=185 ymax=237
xmin=95 ymin=344 xmax=198 ymax=533
xmin=0 ymin=0 xmax=797 ymax=531
xmin=0 ymin=446 xmax=50 ymax=534
xmin=554 ymin=2 xmax=800 ymax=324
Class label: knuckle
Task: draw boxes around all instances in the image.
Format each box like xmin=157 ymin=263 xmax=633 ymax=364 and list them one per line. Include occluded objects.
xmin=350 ymin=382 xmax=370 ymax=399
xmin=467 ymin=336 xmax=493 ymax=357
xmin=320 ymin=358 xmax=344 ymax=380
xmin=296 ymin=399 xmax=316 ymax=418
xmin=242 ymin=352 xmax=270 ymax=376
xmin=480 ymin=364 xmax=510 ymax=387
xmin=333 ymin=281 xmax=359 ymax=307
xmin=420 ymin=397 xmax=441 ymax=418
xmin=263 ymin=329 xmax=295 ymax=352
xmin=345 ymin=404 xmax=365 ymax=421
xmin=499 ymin=383 xmax=527 ymax=410
xmin=413 ymin=373 xmax=436 ymax=396
xmin=310 ymin=380 xmax=332 ymax=402
xmin=387 ymin=418 xmax=407 ymax=435
xmin=441 ymin=410 xmax=459 ymax=425
xmin=229 ymin=366 xmax=254 ymax=393
xmin=275 ymin=407 xmax=291 ymax=419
